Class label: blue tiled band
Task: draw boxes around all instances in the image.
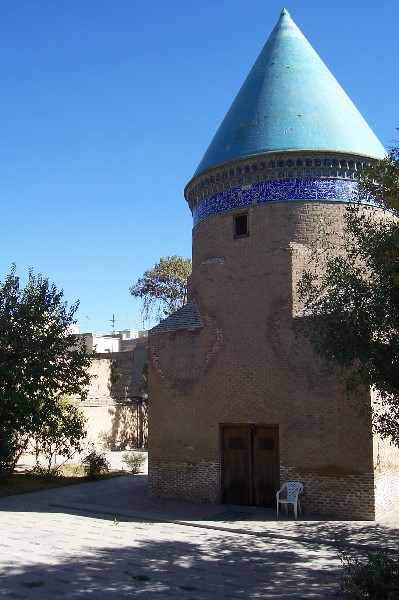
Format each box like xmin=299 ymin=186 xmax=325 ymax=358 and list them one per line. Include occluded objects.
xmin=193 ymin=178 xmax=359 ymax=226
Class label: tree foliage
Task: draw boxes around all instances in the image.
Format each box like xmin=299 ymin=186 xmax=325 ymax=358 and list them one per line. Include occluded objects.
xmin=299 ymin=143 xmax=399 ymax=445
xmin=0 ymin=265 xmax=92 ymax=475
xmin=32 ymin=399 xmax=87 ymax=475
xmin=129 ymin=255 xmax=192 ymax=322
xmin=360 ymin=144 xmax=399 ymax=216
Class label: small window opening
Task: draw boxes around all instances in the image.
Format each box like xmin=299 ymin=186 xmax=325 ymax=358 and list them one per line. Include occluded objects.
xmin=234 ymin=213 xmax=248 ymax=238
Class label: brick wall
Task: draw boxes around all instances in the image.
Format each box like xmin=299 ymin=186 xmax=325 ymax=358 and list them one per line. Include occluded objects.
xmin=373 ymin=435 xmax=399 ymax=518
xmin=148 ymin=460 xmax=220 ymax=503
xmin=375 ymin=468 xmax=399 ymax=519
xmin=148 ymin=201 xmax=395 ymax=518
xmin=280 ymin=465 xmax=375 ymax=519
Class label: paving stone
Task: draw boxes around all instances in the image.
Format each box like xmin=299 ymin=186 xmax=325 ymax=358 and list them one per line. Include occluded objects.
xmin=0 ymin=473 xmax=398 ymax=598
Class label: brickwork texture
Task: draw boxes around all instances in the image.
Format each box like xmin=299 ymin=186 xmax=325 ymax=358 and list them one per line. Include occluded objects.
xmin=149 ymin=200 xmax=399 ymax=519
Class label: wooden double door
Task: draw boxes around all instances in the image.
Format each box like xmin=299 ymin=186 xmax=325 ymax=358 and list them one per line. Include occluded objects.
xmin=221 ymin=425 xmax=279 ymax=507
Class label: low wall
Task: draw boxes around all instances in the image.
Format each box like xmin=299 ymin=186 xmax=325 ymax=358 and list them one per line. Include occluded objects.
xmin=148 ymin=460 xmax=220 ymax=503
xmin=280 ymin=465 xmax=375 ymax=520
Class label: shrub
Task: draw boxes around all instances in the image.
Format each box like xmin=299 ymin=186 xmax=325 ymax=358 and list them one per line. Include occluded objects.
xmin=340 ymin=550 xmax=399 ymax=599
xmin=122 ymin=451 xmax=147 ymax=474
xmin=81 ymin=448 xmax=110 ymax=480
xmin=29 ymin=462 xmax=61 ymax=477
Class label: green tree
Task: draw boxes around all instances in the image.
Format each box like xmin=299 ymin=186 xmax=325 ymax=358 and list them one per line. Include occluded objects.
xmin=0 ymin=265 xmax=92 ymax=476
xmin=32 ymin=399 xmax=87 ymax=475
xmin=299 ymin=143 xmax=399 ymax=445
xmin=130 ymin=255 xmax=192 ymax=322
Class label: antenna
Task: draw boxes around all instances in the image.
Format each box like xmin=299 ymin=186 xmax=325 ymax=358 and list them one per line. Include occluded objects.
xmin=110 ymin=314 xmax=116 ymax=331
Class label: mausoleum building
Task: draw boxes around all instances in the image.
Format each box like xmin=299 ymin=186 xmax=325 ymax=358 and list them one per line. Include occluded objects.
xmin=148 ymin=9 xmax=399 ymax=519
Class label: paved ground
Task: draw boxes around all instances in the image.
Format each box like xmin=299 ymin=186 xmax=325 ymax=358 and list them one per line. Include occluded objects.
xmin=1 ymin=453 xmax=399 ymax=598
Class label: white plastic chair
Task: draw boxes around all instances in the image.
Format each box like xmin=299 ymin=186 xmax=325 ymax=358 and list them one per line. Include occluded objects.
xmin=276 ymin=481 xmax=303 ymax=519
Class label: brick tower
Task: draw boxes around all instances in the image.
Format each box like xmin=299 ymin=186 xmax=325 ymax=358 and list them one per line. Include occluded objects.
xmin=148 ymin=9 xmax=399 ymax=519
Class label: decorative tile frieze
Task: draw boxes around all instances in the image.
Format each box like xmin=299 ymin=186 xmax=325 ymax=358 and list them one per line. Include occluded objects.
xmin=193 ymin=178 xmax=359 ymax=226
xmin=194 ymin=188 xmax=252 ymax=225
xmin=185 ymin=151 xmax=373 ymax=210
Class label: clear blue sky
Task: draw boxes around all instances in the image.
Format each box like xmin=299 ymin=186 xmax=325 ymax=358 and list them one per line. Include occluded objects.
xmin=0 ymin=0 xmax=397 ymax=333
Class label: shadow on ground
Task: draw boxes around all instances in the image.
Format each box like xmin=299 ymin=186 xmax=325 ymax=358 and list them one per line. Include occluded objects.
xmin=0 ymin=520 xmax=341 ymax=598
xmin=1 ymin=474 xmax=399 ymax=554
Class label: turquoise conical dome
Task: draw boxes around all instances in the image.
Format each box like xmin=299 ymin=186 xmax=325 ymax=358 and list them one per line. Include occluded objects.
xmin=194 ymin=9 xmax=385 ymax=176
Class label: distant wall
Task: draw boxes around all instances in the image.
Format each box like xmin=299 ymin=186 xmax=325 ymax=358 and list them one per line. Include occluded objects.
xmin=72 ymin=349 xmax=148 ymax=451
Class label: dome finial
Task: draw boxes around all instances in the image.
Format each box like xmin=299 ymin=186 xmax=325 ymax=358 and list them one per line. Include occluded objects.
xmin=280 ymin=8 xmax=290 ymax=17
